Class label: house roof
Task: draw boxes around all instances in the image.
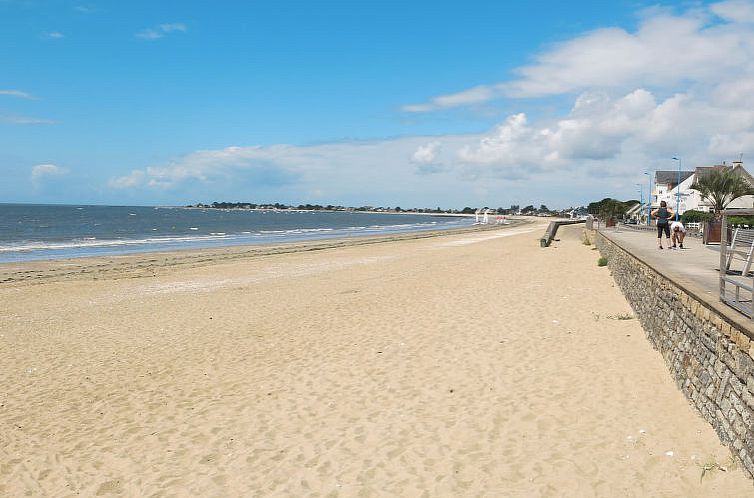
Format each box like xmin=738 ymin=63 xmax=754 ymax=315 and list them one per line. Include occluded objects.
xmin=655 ymin=170 xmax=694 ymax=185
xmin=693 ymin=163 xmax=754 ymax=184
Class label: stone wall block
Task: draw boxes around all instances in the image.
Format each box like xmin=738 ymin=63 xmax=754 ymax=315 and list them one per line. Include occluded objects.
xmin=721 ymin=351 xmax=737 ymax=373
xmin=720 ymin=320 xmax=731 ymax=338
xmin=737 ymin=335 xmax=752 ymax=355
xmin=742 ymin=453 xmax=754 ymax=477
xmin=732 ymin=328 xmax=742 ymax=345
xmin=690 ymin=300 xmax=699 ymax=315
xmin=743 ymin=389 xmax=754 ymax=411
xmin=730 ymin=374 xmax=744 ymax=396
xmin=735 ymin=351 xmax=754 ymax=382
xmin=701 ymin=334 xmax=717 ymax=355
xmin=742 ymin=406 xmax=752 ymax=426
xmin=717 ymin=370 xmax=733 ymax=404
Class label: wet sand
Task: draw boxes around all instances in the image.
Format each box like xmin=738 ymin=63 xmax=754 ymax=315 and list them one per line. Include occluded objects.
xmin=1 ymin=221 xmax=751 ymax=496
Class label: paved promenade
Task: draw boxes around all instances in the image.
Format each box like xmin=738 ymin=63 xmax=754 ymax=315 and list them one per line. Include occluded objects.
xmin=596 ymin=225 xmax=754 ymax=333
xmin=599 ymin=225 xmax=721 ymax=297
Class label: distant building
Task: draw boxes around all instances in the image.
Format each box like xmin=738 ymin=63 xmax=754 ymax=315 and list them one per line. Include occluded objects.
xmin=651 ymin=161 xmax=754 ymax=215
xmin=624 ymin=202 xmax=645 ymax=223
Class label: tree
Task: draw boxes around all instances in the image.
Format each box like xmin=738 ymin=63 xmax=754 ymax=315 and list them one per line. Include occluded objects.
xmin=689 ymin=167 xmax=754 ymax=218
xmin=587 ymin=198 xmax=628 ymax=220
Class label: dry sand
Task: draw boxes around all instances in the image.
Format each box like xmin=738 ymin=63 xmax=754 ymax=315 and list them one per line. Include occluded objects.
xmin=0 ymin=221 xmax=751 ymax=496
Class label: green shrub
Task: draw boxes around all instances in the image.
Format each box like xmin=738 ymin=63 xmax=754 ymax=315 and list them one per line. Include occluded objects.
xmin=727 ymin=215 xmax=754 ymax=226
xmin=597 ymin=257 xmax=608 ymax=266
xmin=681 ymin=209 xmax=713 ymax=223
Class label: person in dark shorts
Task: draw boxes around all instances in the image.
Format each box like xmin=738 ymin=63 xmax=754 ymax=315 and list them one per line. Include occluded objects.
xmin=651 ymin=201 xmax=674 ymax=249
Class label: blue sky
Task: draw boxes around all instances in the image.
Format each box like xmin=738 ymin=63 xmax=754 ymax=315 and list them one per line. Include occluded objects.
xmin=3 ymin=0 xmax=754 ymax=208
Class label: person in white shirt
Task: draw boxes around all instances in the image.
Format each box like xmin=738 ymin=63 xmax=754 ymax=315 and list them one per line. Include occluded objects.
xmin=670 ymin=220 xmax=686 ymax=249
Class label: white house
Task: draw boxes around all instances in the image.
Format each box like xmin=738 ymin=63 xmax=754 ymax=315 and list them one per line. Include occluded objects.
xmin=653 ymin=161 xmax=754 ymax=215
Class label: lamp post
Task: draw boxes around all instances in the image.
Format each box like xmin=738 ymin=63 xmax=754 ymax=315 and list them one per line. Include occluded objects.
xmin=644 ymin=171 xmax=652 ymax=226
xmin=636 ymin=183 xmax=643 ymax=223
xmin=672 ymin=156 xmax=681 ymax=221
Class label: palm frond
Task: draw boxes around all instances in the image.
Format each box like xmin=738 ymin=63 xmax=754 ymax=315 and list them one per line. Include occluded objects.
xmin=689 ymin=168 xmax=754 ymax=215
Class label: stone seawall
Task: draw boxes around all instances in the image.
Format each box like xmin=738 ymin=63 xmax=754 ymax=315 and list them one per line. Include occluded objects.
xmin=595 ymin=230 xmax=754 ymax=478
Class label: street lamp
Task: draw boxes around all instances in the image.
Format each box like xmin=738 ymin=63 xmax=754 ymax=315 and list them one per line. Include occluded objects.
xmin=636 ymin=183 xmax=643 ymax=223
xmin=644 ymin=171 xmax=652 ymax=226
xmin=672 ymin=156 xmax=681 ymax=221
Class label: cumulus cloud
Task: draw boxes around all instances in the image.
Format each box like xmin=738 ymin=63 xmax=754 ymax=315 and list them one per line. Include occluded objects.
xmin=107 ymin=79 xmax=754 ymax=206
xmin=31 ymin=163 xmax=69 ymax=188
xmin=411 ymin=142 xmax=441 ymax=164
xmin=136 ymin=23 xmax=187 ymax=40
xmin=109 ymin=137 xmax=478 ymax=205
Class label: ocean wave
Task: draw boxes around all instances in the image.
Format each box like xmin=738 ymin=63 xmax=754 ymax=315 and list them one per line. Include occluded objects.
xmin=0 ymin=234 xmax=234 ymax=253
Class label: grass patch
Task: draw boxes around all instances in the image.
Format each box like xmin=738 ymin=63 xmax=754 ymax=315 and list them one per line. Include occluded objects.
xmin=582 ymin=232 xmax=592 ymax=245
xmin=606 ymin=313 xmax=634 ymax=320
xmin=597 ymin=257 xmax=608 ymax=266
xmin=699 ymin=456 xmax=737 ymax=483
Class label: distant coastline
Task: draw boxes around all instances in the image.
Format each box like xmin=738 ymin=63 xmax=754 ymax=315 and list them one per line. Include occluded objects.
xmin=183 ymin=201 xmax=478 ymax=216
xmin=181 ymin=204 xmax=475 ymax=218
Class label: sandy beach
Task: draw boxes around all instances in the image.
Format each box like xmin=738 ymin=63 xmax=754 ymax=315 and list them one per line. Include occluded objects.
xmin=1 ymin=221 xmax=751 ymax=496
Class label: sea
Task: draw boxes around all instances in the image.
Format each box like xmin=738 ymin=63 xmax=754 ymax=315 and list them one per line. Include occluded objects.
xmin=0 ymin=204 xmax=475 ymax=263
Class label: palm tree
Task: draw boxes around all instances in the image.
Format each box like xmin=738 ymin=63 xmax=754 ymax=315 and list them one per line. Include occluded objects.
xmin=689 ymin=167 xmax=754 ymax=219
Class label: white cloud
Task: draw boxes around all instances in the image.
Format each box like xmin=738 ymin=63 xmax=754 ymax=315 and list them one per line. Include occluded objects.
xmin=31 ymin=163 xmax=69 ymax=188
xmin=108 ymin=170 xmax=145 ymax=189
xmin=136 ymin=23 xmax=187 ymax=40
xmin=0 ymin=89 xmax=34 ymax=99
xmin=458 ymin=113 xmax=553 ymax=173
xmin=412 ymin=142 xmax=441 ymax=164
xmin=0 ymin=115 xmax=54 ymax=124
xmin=159 ymin=23 xmax=187 ymax=33
xmin=711 ymin=0 xmax=754 ymax=23
xmin=403 ymin=1 xmax=754 ymax=111
xmin=44 ymin=31 xmax=64 ymax=39
xmin=107 ymin=75 xmax=754 ymax=206
xmin=403 ymin=86 xmax=500 ymax=113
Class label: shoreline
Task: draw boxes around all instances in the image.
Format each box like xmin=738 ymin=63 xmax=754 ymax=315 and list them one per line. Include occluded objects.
xmin=0 ymin=218 xmax=531 ymax=285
